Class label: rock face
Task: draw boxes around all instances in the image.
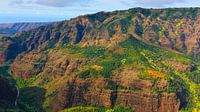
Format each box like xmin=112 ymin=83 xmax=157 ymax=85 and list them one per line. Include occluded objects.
xmin=53 ymin=77 xmax=180 ymax=112
xmin=11 ymin=53 xmax=47 ymax=80
xmin=84 ymin=91 xmax=179 ymax=112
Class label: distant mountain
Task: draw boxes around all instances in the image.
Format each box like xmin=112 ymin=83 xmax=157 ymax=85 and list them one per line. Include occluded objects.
xmin=0 ymin=8 xmax=200 ymax=112
xmin=0 ymin=22 xmax=51 ymax=36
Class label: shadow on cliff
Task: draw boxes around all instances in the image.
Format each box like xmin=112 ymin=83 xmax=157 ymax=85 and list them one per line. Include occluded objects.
xmin=18 ymin=87 xmax=46 ymax=112
xmin=170 ymin=74 xmax=189 ymax=109
xmin=0 ymin=76 xmax=16 ymax=109
xmin=0 ymin=66 xmax=18 ymax=109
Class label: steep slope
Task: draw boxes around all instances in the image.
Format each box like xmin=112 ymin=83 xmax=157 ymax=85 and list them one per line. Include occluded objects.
xmin=0 ymin=66 xmax=20 ymax=111
xmin=0 ymin=77 xmax=16 ymax=109
xmin=0 ymin=8 xmax=200 ymax=112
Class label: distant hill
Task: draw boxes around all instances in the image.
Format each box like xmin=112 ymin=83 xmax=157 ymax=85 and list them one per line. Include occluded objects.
xmin=0 ymin=22 xmax=51 ymax=36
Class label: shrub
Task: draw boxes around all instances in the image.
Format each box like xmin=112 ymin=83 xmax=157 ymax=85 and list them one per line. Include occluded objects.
xmin=120 ymin=16 xmax=132 ymax=34
xmin=134 ymin=21 xmax=143 ymax=37
xmin=99 ymin=59 xmax=121 ymax=78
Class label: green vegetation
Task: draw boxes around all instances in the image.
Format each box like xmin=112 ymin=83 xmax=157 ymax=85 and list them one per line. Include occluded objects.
xmin=119 ymin=16 xmax=132 ymax=34
xmin=134 ymin=21 xmax=143 ymax=37
xmin=0 ymin=66 xmax=21 ymax=111
xmin=62 ymin=45 xmax=105 ymax=58
xmin=15 ymin=73 xmax=42 ymax=88
xmin=165 ymin=8 xmax=199 ymax=19
xmin=151 ymin=24 xmax=160 ymax=33
xmin=63 ymin=105 xmax=134 ymax=112
xmin=18 ymin=87 xmax=46 ymax=112
xmin=78 ymin=58 xmax=121 ymax=78
xmin=108 ymin=24 xmax=116 ymax=37
xmin=87 ymin=12 xmax=111 ymax=23
xmin=3 ymin=35 xmax=199 ymax=112
xmin=9 ymin=72 xmax=47 ymax=112
xmin=43 ymin=39 xmax=58 ymax=50
xmin=0 ymin=66 xmax=15 ymax=84
xmin=174 ymin=72 xmax=200 ymax=112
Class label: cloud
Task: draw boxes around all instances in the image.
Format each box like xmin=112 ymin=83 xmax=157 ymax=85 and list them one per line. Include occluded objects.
xmin=10 ymin=0 xmax=35 ymax=6
xmin=35 ymin=0 xmax=80 ymax=7
xmin=10 ymin=0 xmax=189 ymax=8
xmin=10 ymin=0 xmax=24 ymax=5
xmin=10 ymin=0 xmax=91 ymax=7
xmin=120 ymin=0 xmax=136 ymax=7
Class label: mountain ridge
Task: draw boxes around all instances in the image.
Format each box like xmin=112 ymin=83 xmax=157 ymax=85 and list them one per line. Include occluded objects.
xmin=3 ymin=8 xmax=199 ymax=57
xmin=0 ymin=22 xmax=51 ymax=36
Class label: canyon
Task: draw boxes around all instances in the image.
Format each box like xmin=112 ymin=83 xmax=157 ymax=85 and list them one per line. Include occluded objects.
xmin=0 ymin=8 xmax=200 ymax=112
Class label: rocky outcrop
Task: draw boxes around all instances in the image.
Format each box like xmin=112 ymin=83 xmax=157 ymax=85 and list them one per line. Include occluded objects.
xmin=84 ymin=90 xmax=179 ymax=112
xmin=54 ymin=77 xmax=180 ymax=112
xmin=164 ymin=59 xmax=196 ymax=72
xmin=11 ymin=53 xmax=47 ymax=80
xmin=11 ymin=49 xmax=91 ymax=79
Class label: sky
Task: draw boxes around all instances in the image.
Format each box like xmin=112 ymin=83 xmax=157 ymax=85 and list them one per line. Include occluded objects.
xmin=0 ymin=0 xmax=200 ymax=23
